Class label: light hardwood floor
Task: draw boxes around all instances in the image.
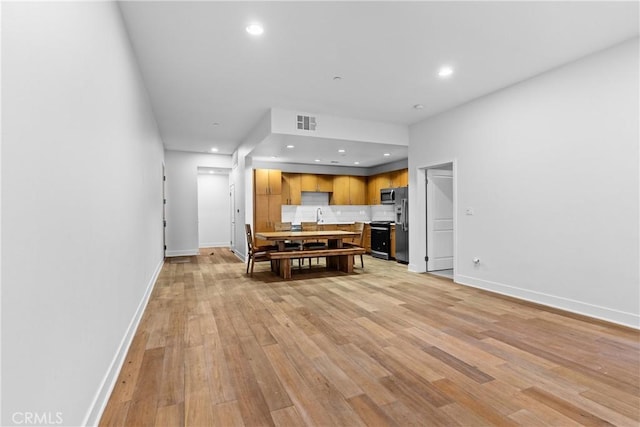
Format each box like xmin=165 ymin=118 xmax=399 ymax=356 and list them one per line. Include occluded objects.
xmin=100 ymin=248 xmax=639 ymax=426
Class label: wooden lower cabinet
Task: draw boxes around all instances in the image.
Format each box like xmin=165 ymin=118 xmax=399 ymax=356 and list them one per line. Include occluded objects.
xmin=337 ymin=224 xmax=355 ymax=244
xmin=318 ymin=223 xmax=370 ymax=250
xmin=254 ymin=194 xmax=281 ymax=246
xmin=363 ymin=224 xmax=371 ymax=254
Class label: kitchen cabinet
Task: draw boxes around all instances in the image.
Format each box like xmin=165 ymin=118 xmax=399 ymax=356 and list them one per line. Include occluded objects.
xmin=254 ymin=169 xmax=282 ymax=246
xmin=378 ymin=171 xmax=396 ymax=189
xmin=367 ymin=176 xmax=379 ymax=205
xmin=363 ymin=224 xmax=371 ymax=253
xmin=254 ymin=169 xmax=281 ymax=195
xmin=367 ymin=174 xmax=387 ymax=204
xmin=366 ymin=169 xmax=408 ymax=204
xmin=254 ymin=194 xmax=281 ymax=246
xmin=331 ymin=175 xmax=349 ymax=205
xmin=349 ymin=176 xmax=366 ymax=205
xmin=331 ymin=176 xmax=366 ymax=205
xmin=282 ymin=173 xmax=301 ymax=205
xmin=301 ymin=173 xmax=333 ymax=192
xmin=391 ymin=169 xmax=408 ymax=187
xmin=390 ymin=224 xmax=396 ymax=259
xmin=336 ymin=223 xmax=355 ymax=244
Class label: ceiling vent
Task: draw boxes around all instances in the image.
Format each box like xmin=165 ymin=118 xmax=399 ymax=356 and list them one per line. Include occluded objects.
xmin=297 ymin=115 xmax=316 ymax=131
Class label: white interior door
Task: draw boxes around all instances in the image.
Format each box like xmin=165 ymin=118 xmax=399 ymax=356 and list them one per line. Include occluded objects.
xmin=427 ymin=169 xmax=453 ymax=271
xmin=230 ymin=183 xmax=235 ymax=248
xmin=197 ymin=174 xmax=231 ymax=248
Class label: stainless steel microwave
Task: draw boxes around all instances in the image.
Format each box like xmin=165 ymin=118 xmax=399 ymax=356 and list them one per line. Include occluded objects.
xmin=380 ymin=188 xmax=395 ymax=204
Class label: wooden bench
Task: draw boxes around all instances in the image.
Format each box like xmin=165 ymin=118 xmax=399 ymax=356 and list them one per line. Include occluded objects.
xmin=267 ymin=247 xmax=366 ymax=279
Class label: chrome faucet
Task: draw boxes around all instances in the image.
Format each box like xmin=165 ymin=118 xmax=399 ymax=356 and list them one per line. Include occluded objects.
xmin=316 ymin=207 xmax=323 ymax=223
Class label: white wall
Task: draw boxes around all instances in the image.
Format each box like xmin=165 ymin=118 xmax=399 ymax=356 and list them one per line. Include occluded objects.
xmin=230 ymin=111 xmax=272 ymax=259
xmin=164 ymin=151 xmax=232 ymax=256
xmin=271 ymin=107 xmax=409 ymax=146
xmin=197 ymin=173 xmax=231 ymax=247
xmin=409 ymin=38 xmax=639 ymax=327
xmin=2 ymin=2 xmax=165 ymax=425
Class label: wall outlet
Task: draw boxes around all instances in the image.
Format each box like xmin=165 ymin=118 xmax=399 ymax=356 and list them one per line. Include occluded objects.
xmin=465 ymin=208 xmax=474 ymax=215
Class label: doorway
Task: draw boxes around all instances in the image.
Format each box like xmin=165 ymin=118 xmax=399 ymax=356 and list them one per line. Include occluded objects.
xmin=162 ymin=163 xmax=167 ymax=257
xmin=197 ymin=170 xmax=231 ymax=248
xmin=230 ymin=183 xmax=235 ymax=249
xmin=425 ymin=165 xmax=454 ymax=276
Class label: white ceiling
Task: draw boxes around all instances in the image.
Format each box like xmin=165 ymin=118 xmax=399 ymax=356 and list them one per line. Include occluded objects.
xmin=250 ymin=134 xmax=408 ymax=168
xmin=119 ymin=1 xmax=638 ymax=167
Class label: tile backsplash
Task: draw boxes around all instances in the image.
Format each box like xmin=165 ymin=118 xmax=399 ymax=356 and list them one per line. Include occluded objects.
xmin=300 ymin=192 xmax=330 ymax=205
xmin=371 ymin=205 xmax=396 ymax=222
xmin=282 ymin=204 xmax=394 ymax=224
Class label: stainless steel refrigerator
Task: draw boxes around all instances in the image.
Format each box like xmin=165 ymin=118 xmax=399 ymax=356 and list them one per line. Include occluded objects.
xmin=394 ymin=186 xmax=409 ymax=263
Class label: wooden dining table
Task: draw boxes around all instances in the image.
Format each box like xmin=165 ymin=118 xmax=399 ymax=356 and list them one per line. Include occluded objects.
xmin=254 ymin=230 xmax=359 ymax=250
xmin=254 ymin=230 xmax=363 ymax=278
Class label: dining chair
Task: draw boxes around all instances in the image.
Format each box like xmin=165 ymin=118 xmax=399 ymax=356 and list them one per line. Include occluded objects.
xmin=300 ymin=222 xmax=327 ymax=265
xmin=274 ymin=222 xmax=302 ymax=250
xmin=245 ymin=224 xmax=276 ymax=275
xmin=274 ymin=222 xmax=302 ymax=267
xmin=342 ymin=221 xmax=365 ymax=268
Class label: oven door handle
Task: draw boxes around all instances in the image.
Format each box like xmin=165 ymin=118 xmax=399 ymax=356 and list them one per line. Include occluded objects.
xmin=371 ymin=226 xmax=388 ymax=231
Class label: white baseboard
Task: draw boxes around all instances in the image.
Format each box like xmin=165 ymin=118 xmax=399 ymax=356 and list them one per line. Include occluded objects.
xmin=407 ymin=263 xmax=424 ymax=273
xmin=232 ymin=249 xmax=245 ymax=262
xmin=82 ymin=258 xmax=164 ymax=426
xmin=199 ymin=241 xmax=230 ymax=248
xmin=455 ymin=274 xmax=639 ymax=330
xmin=165 ymin=249 xmax=199 ymax=257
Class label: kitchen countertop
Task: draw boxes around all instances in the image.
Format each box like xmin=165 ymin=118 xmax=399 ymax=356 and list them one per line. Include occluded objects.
xmin=291 ymin=221 xmax=371 ymax=226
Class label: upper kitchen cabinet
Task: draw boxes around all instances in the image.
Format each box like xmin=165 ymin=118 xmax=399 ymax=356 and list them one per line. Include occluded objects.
xmin=367 ymin=174 xmax=384 ymax=205
xmin=332 ymin=176 xmax=366 ymax=205
xmin=301 ymin=173 xmax=333 ymax=192
xmin=390 ymin=169 xmax=408 ymax=187
xmin=255 ymin=169 xmax=282 ymax=195
xmin=366 ymin=169 xmax=408 ymax=204
xmin=282 ymin=173 xmax=302 ymax=205
xmin=349 ymin=176 xmax=366 ymax=204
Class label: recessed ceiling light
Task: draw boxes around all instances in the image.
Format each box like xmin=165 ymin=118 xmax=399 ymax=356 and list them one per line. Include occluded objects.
xmin=354 ymin=161 xmax=360 ymax=165
xmin=438 ymin=66 xmax=454 ymax=78
xmin=211 ymin=148 xmax=219 ymax=152
xmin=209 ymin=170 xmax=214 ymax=174
xmin=286 ymin=145 xmax=295 ymax=149
xmin=413 ymin=104 xmax=424 ymax=110
xmin=338 ymin=149 xmax=345 ymax=153
xmin=314 ymin=159 xmax=321 ymax=162
xmin=383 ymin=153 xmax=391 ymax=157
xmin=246 ymin=23 xmax=264 ymax=36
xmin=271 ymin=156 xmax=277 ymax=159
